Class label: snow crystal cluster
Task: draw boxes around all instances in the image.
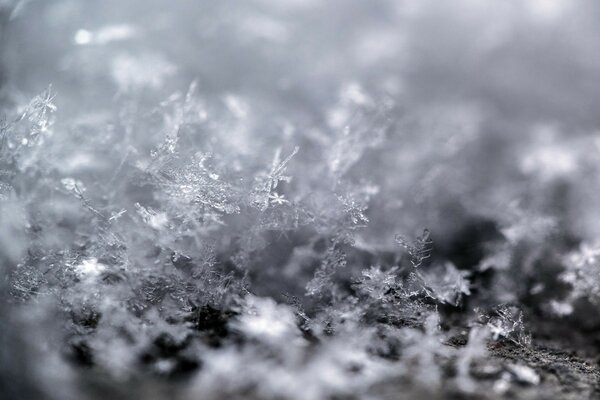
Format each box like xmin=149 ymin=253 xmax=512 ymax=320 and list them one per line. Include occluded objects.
xmin=2 ymin=1 xmax=600 ymax=399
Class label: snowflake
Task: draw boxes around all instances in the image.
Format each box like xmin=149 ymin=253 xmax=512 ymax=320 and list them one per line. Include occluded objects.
xmin=269 ymin=192 xmax=288 ymax=205
xmin=395 ymin=229 xmax=433 ymax=268
xmin=355 ymin=265 xmax=398 ymax=301
xmin=419 ymin=262 xmax=471 ymax=306
xmin=306 ymin=244 xmax=347 ymax=297
xmin=484 ymin=305 xmax=531 ymax=346
xmin=253 ymin=146 xmax=298 ymax=211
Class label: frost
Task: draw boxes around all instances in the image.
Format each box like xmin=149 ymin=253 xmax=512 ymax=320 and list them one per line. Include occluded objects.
xmin=3 ymin=1 xmax=600 ymax=399
xmin=0 ymin=86 xmax=56 ymax=168
xmin=19 ymin=85 xmax=56 ymax=137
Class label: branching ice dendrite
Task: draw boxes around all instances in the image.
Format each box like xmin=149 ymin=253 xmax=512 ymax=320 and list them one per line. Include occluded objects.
xmin=253 ymin=146 xmax=298 ymax=211
xmin=355 ymin=265 xmax=398 ymax=301
xmin=483 ymin=305 xmax=531 ymax=347
xmin=306 ymin=243 xmax=347 ymax=297
xmin=419 ymin=262 xmax=471 ymax=306
xmin=395 ymin=228 xmax=433 ymax=268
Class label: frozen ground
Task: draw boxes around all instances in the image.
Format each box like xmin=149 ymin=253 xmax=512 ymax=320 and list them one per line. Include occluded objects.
xmin=2 ymin=1 xmax=600 ymax=399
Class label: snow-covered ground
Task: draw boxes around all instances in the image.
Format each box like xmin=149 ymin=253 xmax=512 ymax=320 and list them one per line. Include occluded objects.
xmin=2 ymin=1 xmax=600 ymax=399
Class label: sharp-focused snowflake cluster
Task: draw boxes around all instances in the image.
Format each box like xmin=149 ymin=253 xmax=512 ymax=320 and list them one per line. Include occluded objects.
xmin=2 ymin=1 xmax=600 ymax=399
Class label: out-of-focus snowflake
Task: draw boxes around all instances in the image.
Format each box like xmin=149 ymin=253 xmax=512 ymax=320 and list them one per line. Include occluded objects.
xmin=355 ymin=265 xmax=398 ymax=301
xmin=419 ymin=262 xmax=471 ymax=306
xmin=560 ymin=241 xmax=600 ymax=304
xmin=455 ymin=326 xmax=490 ymax=393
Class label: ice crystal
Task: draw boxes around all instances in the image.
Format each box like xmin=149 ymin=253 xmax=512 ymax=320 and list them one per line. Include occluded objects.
xmin=253 ymin=146 xmax=298 ymax=211
xmin=395 ymin=229 xmax=433 ymax=268
xmin=19 ymin=85 xmax=56 ymax=137
xmin=419 ymin=262 xmax=471 ymax=306
xmin=156 ymin=152 xmax=240 ymax=216
xmin=3 ymin=1 xmax=600 ymax=399
xmin=355 ymin=265 xmax=398 ymax=301
xmin=484 ymin=306 xmax=531 ymax=347
xmin=306 ymin=243 xmax=347 ymax=297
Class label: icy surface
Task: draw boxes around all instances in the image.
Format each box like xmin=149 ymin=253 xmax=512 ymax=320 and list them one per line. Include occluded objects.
xmin=2 ymin=1 xmax=600 ymax=399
